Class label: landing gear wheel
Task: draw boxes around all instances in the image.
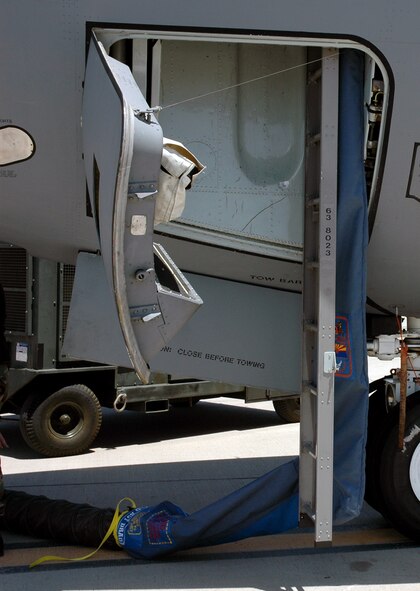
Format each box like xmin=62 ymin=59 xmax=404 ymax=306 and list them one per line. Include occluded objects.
xmin=19 ymin=385 xmax=102 ymax=457
xmin=364 ymin=379 xmax=394 ymax=513
xmin=273 ymin=398 xmax=300 ymax=423
xmin=379 ymin=400 xmax=420 ymax=540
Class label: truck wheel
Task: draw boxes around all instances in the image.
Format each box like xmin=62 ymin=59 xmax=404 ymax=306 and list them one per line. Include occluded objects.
xmin=19 ymin=393 xmax=41 ymax=448
xmin=273 ymin=398 xmax=300 ymax=423
xmin=19 ymin=385 xmax=102 ymax=457
xmin=379 ymin=399 xmax=420 ymax=540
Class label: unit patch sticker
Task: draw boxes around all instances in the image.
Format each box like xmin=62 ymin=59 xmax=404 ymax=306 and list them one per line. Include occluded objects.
xmin=335 ymin=316 xmax=352 ymax=378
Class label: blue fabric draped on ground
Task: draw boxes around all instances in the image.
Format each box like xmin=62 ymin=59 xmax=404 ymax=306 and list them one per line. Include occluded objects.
xmin=117 ymin=48 xmax=369 ymax=559
xmin=117 ymin=459 xmax=299 ymax=559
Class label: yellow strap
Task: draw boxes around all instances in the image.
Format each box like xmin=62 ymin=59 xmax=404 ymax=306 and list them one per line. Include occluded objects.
xmin=29 ymin=497 xmax=136 ymax=569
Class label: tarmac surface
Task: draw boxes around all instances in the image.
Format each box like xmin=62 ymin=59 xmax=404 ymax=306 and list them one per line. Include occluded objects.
xmin=1 ymin=357 xmax=420 ymax=590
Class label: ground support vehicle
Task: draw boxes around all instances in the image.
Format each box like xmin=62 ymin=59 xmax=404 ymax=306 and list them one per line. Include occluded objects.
xmin=0 ymin=244 xmax=296 ymax=457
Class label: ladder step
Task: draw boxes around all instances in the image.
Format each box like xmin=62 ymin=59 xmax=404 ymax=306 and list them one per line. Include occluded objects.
xmin=303 ymin=383 xmax=318 ymax=396
xmin=306 ymin=260 xmax=319 ymax=270
xmin=302 ymin=442 xmax=317 ymax=460
xmin=304 ymin=322 xmax=318 ymax=333
xmin=307 ymin=132 xmax=321 ymax=146
xmin=306 ymin=196 xmax=320 ymax=208
xmin=308 ymin=67 xmax=322 ymax=85
xmin=309 ymin=385 xmax=318 ymax=396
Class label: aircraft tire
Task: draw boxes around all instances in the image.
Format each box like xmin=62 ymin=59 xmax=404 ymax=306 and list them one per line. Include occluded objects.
xmin=379 ymin=396 xmax=420 ymax=541
xmin=19 ymin=385 xmax=102 ymax=457
xmin=273 ymin=398 xmax=300 ymax=423
xmin=364 ymin=378 xmax=394 ymax=514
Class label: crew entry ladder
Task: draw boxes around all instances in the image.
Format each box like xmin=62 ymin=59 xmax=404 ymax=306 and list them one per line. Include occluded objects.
xmin=299 ymin=48 xmax=339 ymax=546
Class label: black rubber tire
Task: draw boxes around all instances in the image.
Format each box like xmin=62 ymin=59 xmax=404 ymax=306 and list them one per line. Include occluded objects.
xmin=364 ymin=378 xmax=395 ymax=514
xmin=273 ymin=398 xmax=300 ymax=423
xmin=19 ymin=385 xmax=102 ymax=457
xmin=19 ymin=392 xmax=43 ymax=449
xmin=379 ymin=399 xmax=420 ymax=541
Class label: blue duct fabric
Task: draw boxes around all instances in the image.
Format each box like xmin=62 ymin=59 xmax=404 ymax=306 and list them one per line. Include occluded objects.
xmin=117 ymin=459 xmax=299 ymax=559
xmin=117 ymin=49 xmax=368 ymax=559
xmin=333 ymin=48 xmax=369 ymax=523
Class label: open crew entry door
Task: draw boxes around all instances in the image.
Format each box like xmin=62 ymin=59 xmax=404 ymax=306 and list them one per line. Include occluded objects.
xmin=62 ymin=33 xmax=202 ymax=382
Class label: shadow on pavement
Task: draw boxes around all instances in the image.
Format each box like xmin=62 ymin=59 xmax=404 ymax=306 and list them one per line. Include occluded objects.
xmin=0 ymin=398 xmax=285 ymax=460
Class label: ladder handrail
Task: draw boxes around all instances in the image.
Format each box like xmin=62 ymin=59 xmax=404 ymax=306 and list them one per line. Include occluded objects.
xmin=299 ymin=48 xmax=339 ymax=545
